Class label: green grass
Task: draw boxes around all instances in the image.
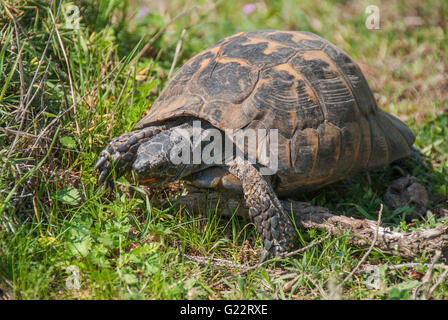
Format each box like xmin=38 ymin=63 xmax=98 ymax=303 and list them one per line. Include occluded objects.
xmin=0 ymin=0 xmax=447 ymax=299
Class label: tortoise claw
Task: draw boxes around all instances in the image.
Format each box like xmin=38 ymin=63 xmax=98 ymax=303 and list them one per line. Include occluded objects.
xmin=94 ymin=151 xmax=109 ymax=171
xmin=97 ymin=165 xmax=110 ymax=185
xmin=94 ymin=147 xmax=114 ymax=185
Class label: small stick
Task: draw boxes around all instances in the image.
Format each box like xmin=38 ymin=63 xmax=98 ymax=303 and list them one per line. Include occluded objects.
xmin=411 ymin=250 xmax=441 ymax=300
xmin=388 ymin=263 xmax=448 ymax=272
xmin=235 ymin=222 xmax=256 ymax=242
xmin=306 ymin=274 xmax=330 ymax=299
xmin=276 ymin=233 xmax=332 ymax=260
xmin=48 ymin=9 xmax=80 ymax=141
xmin=343 ymin=204 xmax=383 ymax=283
xmin=0 ymin=127 xmax=51 ymax=140
xmin=425 ymin=268 xmax=448 ymax=299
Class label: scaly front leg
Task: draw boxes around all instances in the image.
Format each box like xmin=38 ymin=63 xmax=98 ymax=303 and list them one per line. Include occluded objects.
xmin=228 ymin=157 xmax=296 ymax=261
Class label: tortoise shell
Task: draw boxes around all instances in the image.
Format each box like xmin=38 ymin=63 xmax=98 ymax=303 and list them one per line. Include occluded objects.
xmin=135 ymin=30 xmax=415 ymax=195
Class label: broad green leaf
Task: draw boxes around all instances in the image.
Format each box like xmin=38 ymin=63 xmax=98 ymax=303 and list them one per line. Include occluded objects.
xmin=60 ymin=136 xmax=77 ymax=149
xmin=52 ymin=187 xmax=81 ymax=205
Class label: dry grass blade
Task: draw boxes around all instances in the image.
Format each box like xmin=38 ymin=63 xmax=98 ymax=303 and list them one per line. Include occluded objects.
xmin=48 ymin=9 xmax=80 ymax=142
xmin=425 ymin=268 xmax=448 ymax=299
xmin=0 ymin=127 xmax=50 ymax=140
xmin=343 ymin=204 xmax=383 ymax=283
xmin=282 ymin=275 xmax=301 ymax=292
xmin=29 ymin=56 xmax=126 ymax=152
xmin=2 ymin=2 xmax=27 ymax=169
xmin=168 ymin=29 xmax=187 ymax=79
xmin=276 ymin=233 xmax=332 ymax=260
xmin=411 ymin=250 xmax=442 ymax=299
xmin=387 ymin=263 xmax=448 ymax=272
xmin=133 ymin=6 xmax=201 ymax=64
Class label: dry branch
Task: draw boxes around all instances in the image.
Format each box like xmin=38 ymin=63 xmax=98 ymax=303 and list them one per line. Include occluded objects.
xmin=173 ymin=188 xmax=448 ymax=260
xmin=290 ymin=202 xmax=448 ymax=260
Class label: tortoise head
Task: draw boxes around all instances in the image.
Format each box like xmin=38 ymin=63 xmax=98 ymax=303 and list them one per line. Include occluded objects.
xmin=132 ymin=128 xmax=202 ymax=185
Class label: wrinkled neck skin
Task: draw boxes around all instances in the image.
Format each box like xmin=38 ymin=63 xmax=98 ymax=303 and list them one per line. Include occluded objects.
xmin=132 ymin=119 xmax=224 ymax=184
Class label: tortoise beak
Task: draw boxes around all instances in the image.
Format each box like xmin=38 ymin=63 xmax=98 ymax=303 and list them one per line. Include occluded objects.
xmin=140 ymin=177 xmax=157 ymax=184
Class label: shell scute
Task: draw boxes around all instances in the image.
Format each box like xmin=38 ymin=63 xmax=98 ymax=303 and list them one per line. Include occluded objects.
xmin=194 ymin=59 xmax=258 ymax=103
xmin=221 ymin=35 xmax=296 ymax=68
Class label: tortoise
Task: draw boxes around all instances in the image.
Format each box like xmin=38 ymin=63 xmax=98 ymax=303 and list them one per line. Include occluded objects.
xmin=95 ymin=30 xmax=415 ymax=260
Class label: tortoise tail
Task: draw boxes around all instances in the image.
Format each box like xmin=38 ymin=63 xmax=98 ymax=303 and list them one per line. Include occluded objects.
xmin=367 ymin=109 xmax=415 ymax=169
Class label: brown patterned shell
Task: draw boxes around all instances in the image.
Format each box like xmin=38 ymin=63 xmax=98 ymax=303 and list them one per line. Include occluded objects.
xmin=135 ymin=30 xmax=415 ymax=194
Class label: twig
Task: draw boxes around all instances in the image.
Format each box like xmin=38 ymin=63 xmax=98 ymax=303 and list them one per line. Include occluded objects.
xmin=106 ymin=69 xmax=133 ymax=135
xmin=276 ymin=233 xmax=332 ymax=260
xmin=235 ymin=222 xmax=256 ymax=242
xmin=343 ymin=204 xmax=383 ymax=283
xmin=387 ymin=263 xmax=448 ymax=272
xmin=306 ymin=274 xmax=330 ymax=299
xmin=183 ymin=254 xmax=248 ymax=269
xmin=425 ymin=268 xmax=448 ymax=299
xmin=411 ymin=250 xmax=442 ymax=300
